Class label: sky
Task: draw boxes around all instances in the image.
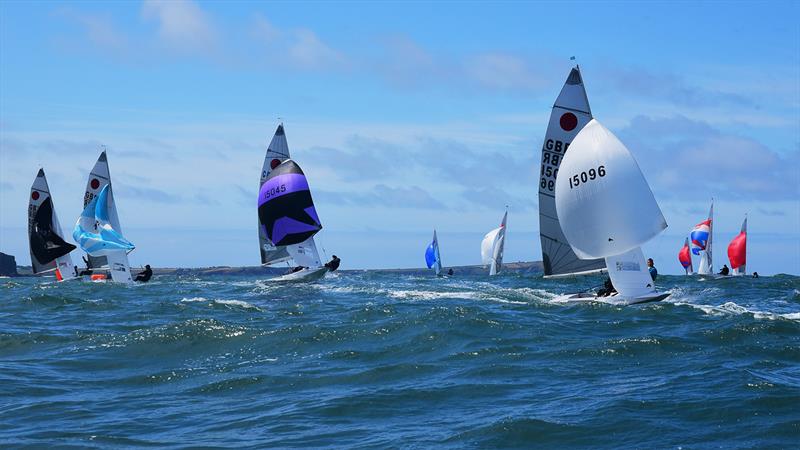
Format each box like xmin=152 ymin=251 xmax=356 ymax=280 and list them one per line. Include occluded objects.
xmin=1 ymin=0 xmax=798 ymax=274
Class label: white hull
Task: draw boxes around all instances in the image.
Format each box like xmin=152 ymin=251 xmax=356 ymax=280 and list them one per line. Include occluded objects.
xmin=268 ymin=267 xmax=328 ymax=283
xmin=560 ymin=291 xmax=670 ymax=306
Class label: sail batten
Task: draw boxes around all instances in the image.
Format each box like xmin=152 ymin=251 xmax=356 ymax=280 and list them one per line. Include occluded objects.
xmin=538 ymin=66 xmax=605 ymax=276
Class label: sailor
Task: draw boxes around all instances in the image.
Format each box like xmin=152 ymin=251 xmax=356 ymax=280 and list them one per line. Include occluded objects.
xmin=287 ymin=266 xmax=306 ymax=274
xmin=134 ymin=264 xmax=153 ymax=282
xmin=447 ymin=268 xmax=454 ymax=276
xmin=647 ymin=258 xmax=658 ymax=281
xmin=324 ymin=255 xmax=341 ymax=272
xmin=597 ymin=277 xmax=616 ymax=297
xmin=752 ymin=272 xmax=759 ymax=278
xmin=78 ymin=257 xmax=92 ymax=276
xmin=719 ymin=264 xmax=730 ymax=276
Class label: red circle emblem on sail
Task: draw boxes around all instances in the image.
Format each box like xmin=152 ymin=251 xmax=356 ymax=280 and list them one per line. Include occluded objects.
xmin=560 ymin=113 xmax=578 ymax=131
xmin=91 ymin=178 xmax=100 ymax=189
xmin=270 ymin=159 xmax=281 ymax=169
xmin=31 ymin=191 xmax=40 ymax=200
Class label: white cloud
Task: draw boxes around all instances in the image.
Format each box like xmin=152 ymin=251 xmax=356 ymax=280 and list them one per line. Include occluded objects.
xmin=141 ymin=0 xmax=217 ymax=52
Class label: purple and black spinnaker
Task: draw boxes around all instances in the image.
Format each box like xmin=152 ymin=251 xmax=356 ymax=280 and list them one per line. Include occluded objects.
xmin=258 ymin=160 xmax=322 ymax=247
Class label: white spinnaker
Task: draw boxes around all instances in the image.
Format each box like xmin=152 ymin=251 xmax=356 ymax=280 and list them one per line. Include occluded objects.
xmin=605 ymin=247 xmax=656 ymax=299
xmin=538 ymin=66 xmax=605 ymax=277
xmin=286 ymin=237 xmax=323 ymax=269
xmin=481 ymin=228 xmax=500 ymax=271
xmin=28 ymin=169 xmax=76 ymax=278
xmin=259 ymin=124 xmax=292 ymax=265
xmin=481 ymin=211 xmax=507 ymax=276
xmin=555 ymin=119 xmax=667 ymax=260
xmin=697 ymin=201 xmax=714 ymax=275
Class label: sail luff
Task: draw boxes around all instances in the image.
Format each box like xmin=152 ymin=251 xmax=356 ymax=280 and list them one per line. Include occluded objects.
xmin=538 ymin=66 xmax=605 ymax=276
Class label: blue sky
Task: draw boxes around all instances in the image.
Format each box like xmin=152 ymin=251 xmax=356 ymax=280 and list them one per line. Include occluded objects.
xmin=1 ymin=1 xmax=798 ymax=274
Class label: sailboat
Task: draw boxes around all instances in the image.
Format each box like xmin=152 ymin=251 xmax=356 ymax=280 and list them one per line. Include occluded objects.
xmin=554 ymin=119 xmax=669 ymax=305
xmin=75 ymin=151 xmax=134 ymax=283
xmin=425 ymin=230 xmax=443 ymax=276
xmin=257 ymin=129 xmax=328 ymax=282
xmin=538 ymin=65 xmax=605 ymax=277
xmin=481 ymin=210 xmax=507 ymax=276
xmin=28 ymin=169 xmax=77 ymax=281
xmin=727 ymin=215 xmax=747 ymax=276
xmin=690 ymin=201 xmax=714 ymax=275
xmin=678 ymin=237 xmax=693 ymax=275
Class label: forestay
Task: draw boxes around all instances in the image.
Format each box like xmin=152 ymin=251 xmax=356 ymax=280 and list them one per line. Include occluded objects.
xmin=258 ymin=124 xmax=292 ymax=265
xmin=481 ymin=211 xmax=507 ymax=276
xmin=28 ymin=169 xmax=76 ymax=278
xmin=538 ymin=66 xmax=605 ymax=277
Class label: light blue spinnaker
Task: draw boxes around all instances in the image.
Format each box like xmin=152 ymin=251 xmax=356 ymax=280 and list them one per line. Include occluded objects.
xmin=73 ymin=185 xmax=135 ymax=256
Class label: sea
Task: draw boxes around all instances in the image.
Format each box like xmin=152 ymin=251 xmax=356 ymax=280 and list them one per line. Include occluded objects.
xmin=1 ymin=271 xmax=799 ymax=448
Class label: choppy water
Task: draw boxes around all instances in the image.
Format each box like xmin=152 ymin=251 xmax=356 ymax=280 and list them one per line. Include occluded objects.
xmin=1 ymin=272 xmax=799 ymax=448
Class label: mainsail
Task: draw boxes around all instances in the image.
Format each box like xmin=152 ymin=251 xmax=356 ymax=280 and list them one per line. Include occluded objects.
xmin=538 ymin=66 xmax=605 ymax=277
xmin=28 ymin=169 xmax=76 ymax=278
xmin=691 ymin=201 xmax=714 ymax=275
xmin=555 ymin=119 xmax=667 ymax=299
xmin=73 ymin=185 xmax=135 ymax=283
xmin=82 ymin=151 xmax=124 ymax=270
xmin=678 ymin=237 xmax=693 ymax=275
xmin=258 ymin=124 xmax=292 ymax=265
xmin=728 ymin=216 xmax=747 ymax=276
xmin=425 ymin=230 xmax=443 ymax=276
xmin=481 ymin=210 xmax=507 ymax=276
xmin=258 ymin=159 xmax=324 ymax=269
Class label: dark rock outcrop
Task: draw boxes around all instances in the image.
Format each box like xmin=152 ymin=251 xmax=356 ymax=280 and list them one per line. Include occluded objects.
xmin=0 ymin=252 xmax=18 ymax=277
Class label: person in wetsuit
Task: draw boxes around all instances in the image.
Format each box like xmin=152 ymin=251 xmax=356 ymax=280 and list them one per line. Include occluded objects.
xmin=719 ymin=264 xmax=730 ymax=276
xmin=78 ymin=257 xmax=92 ymax=276
xmin=286 ymin=266 xmax=306 ymax=274
xmin=447 ymin=268 xmax=454 ymax=276
xmin=324 ymin=255 xmax=341 ymax=272
xmin=597 ymin=277 xmax=617 ymax=297
xmin=134 ymin=264 xmax=153 ymax=282
xmin=647 ymin=258 xmax=658 ymax=281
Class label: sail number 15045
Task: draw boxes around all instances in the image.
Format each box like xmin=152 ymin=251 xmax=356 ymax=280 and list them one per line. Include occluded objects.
xmin=569 ymin=166 xmax=606 ymax=189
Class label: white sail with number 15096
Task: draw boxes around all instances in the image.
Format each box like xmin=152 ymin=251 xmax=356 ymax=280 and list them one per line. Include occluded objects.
xmin=555 ymin=119 xmax=669 ymax=304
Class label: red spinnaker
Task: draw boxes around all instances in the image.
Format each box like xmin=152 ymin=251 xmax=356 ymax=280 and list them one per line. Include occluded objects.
xmin=727 ymin=232 xmax=747 ymax=269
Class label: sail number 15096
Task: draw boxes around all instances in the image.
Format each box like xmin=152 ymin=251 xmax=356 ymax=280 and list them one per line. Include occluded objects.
xmin=569 ymin=166 xmax=606 ymax=189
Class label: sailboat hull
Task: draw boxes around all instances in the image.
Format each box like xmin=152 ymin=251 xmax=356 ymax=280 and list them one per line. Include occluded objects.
xmin=267 ymin=267 xmax=328 ymax=283
xmin=561 ymin=291 xmax=670 ymax=306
